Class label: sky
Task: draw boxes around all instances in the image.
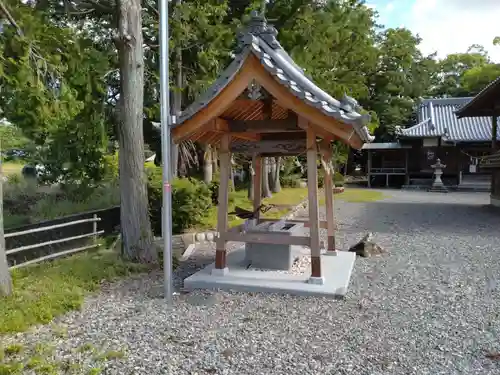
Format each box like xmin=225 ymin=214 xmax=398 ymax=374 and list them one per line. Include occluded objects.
xmin=366 ymin=0 xmax=500 ymax=62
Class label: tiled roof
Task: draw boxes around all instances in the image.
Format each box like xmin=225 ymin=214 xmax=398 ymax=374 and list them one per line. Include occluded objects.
xmin=398 ymin=97 xmax=499 ymax=142
xmin=176 ymin=11 xmax=374 ymax=144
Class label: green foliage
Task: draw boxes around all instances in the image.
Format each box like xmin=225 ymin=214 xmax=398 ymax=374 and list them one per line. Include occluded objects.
xmin=279 ymin=1 xmax=378 ymax=101
xmin=318 ymin=169 xmax=345 ymax=188
xmin=461 ymin=64 xmax=500 ymax=96
xmin=0 ymin=1 xmax=111 ymax=187
xmin=369 ymin=28 xmax=437 ymax=141
xmin=431 ymin=46 xmax=491 ymax=98
xmin=3 ymin=180 xmax=119 ymax=229
xmin=280 ymin=174 xmax=302 ymax=188
xmin=0 ymin=249 xmax=147 ymax=334
xmin=102 ymin=153 xmax=119 ymax=182
xmin=147 ymin=167 xmax=212 ymax=234
xmin=0 ymin=125 xmax=31 ymax=154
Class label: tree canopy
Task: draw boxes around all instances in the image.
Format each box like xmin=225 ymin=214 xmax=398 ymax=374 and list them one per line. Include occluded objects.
xmin=1 ymin=0 xmax=500 ymax=262
xmin=2 ymin=0 xmax=499 ymax=158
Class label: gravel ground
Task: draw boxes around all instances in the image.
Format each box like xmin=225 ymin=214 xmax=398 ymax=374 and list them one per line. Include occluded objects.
xmin=5 ymin=190 xmax=500 ymax=375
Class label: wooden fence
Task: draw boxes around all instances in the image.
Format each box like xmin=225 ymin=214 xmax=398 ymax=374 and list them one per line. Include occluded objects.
xmin=7 ymin=215 xmax=104 ymax=269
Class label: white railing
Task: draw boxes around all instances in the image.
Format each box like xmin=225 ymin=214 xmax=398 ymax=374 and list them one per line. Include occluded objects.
xmin=7 ymin=214 xmax=103 ymax=270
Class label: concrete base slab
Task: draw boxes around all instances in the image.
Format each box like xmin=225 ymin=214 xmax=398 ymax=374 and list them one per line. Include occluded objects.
xmin=211 ymin=267 xmax=229 ymax=276
xmin=183 ymin=247 xmax=356 ymax=298
xmin=307 ymin=276 xmax=325 ymax=285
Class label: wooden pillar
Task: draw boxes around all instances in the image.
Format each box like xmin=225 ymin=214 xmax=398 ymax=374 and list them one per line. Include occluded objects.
xmin=214 ymin=134 xmax=231 ymax=274
xmin=367 ymin=150 xmax=372 ymax=188
xmin=492 ymin=115 xmax=498 ymax=194
xmin=492 ymin=115 xmax=498 ymax=151
xmin=252 ymin=154 xmax=262 ymax=222
xmin=404 ymin=149 xmax=410 ymax=185
xmin=306 ymin=127 xmax=322 ymax=282
xmin=321 ymin=141 xmax=336 ymax=254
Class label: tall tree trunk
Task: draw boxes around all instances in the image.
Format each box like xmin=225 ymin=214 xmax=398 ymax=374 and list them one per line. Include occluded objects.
xmin=212 ymin=148 xmax=218 ymax=177
xmin=116 ymin=0 xmax=157 ymax=263
xmin=203 ymin=144 xmax=213 ymax=183
xmin=248 ymin=162 xmax=254 ymax=200
xmin=272 ymin=156 xmax=281 ymax=193
xmin=230 ymin=155 xmax=236 ymax=190
xmin=269 ymin=156 xmax=276 ymax=191
xmin=261 ymin=157 xmax=272 ymax=198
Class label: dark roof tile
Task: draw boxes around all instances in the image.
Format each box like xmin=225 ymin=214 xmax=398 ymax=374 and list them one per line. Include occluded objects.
xmin=398 ymin=97 xmax=499 ymax=142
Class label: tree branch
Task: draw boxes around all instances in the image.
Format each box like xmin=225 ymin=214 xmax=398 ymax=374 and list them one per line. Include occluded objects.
xmin=0 ymin=0 xmax=23 ymax=36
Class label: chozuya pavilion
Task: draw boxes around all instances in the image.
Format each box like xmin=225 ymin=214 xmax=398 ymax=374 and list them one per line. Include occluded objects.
xmin=171 ymin=11 xmax=374 ymax=296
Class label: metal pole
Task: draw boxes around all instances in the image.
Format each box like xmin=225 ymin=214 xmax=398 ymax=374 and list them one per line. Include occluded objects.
xmin=0 ymin=136 xmax=12 ymax=296
xmin=159 ymin=0 xmax=173 ymax=305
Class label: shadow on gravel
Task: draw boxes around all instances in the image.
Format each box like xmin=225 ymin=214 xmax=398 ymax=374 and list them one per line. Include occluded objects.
xmin=174 ymin=252 xmax=215 ymax=286
xmin=344 ymin=201 xmax=499 ymax=236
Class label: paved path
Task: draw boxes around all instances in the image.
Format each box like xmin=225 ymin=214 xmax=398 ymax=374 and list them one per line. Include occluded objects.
xmin=6 ymin=190 xmax=500 ymax=375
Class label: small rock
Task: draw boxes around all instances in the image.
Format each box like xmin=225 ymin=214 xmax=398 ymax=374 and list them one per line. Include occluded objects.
xmin=221 ymin=348 xmax=234 ymax=358
xmin=348 ymin=233 xmax=387 ymax=257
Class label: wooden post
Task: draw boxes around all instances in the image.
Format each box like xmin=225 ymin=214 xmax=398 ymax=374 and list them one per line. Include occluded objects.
xmin=367 ymin=150 xmax=372 ymax=188
xmin=252 ymin=154 xmax=262 ymax=222
xmin=404 ymin=149 xmax=410 ymax=185
xmin=306 ymin=126 xmax=322 ymax=282
xmin=492 ymin=115 xmax=498 ymax=151
xmin=321 ymin=141 xmax=336 ymax=254
xmin=492 ymin=114 xmax=498 ymax=194
xmin=92 ymin=214 xmax=98 ymax=243
xmin=214 ymin=134 xmax=231 ymax=274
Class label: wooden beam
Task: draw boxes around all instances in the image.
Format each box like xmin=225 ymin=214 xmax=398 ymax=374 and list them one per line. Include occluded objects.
xmin=227 ymin=118 xmax=299 ymax=133
xmin=215 ymin=134 xmax=231 ymax=271
xmin=221 ymin=231 xmax=310 ymax=246
xmin=258 ymin=218 xmax=336 ymax=230
xmin=230 ymin=139 xmax=306 ymax=154
xmin=261 ymin=132 xmax=305 ymax=141
xmin=205 ymin=118 xmax=261 ymax=142
xmin=172 ymin=62 xmax=254 ymax=143
xmin=306 ymin=125 xmax=322 ymax=278
xmin=262 ymin=97 xmax=273 ymax=120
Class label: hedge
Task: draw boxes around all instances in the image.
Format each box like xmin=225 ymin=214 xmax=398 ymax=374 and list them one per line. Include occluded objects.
xmin=146 ymin=166 xmax=212 ymax=235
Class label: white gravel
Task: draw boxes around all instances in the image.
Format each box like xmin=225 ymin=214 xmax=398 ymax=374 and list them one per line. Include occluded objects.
xmin=5 ymin=190 xmax=500 ymax=375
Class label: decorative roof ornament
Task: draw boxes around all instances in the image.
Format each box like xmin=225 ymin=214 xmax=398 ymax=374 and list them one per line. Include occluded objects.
xmin=236 ymin=10 xmax=281 ymax=52
xmin=339 ymin=92 xmax=360 ymax=112
xmin=247 ymin=80 xmax=263 ymax=100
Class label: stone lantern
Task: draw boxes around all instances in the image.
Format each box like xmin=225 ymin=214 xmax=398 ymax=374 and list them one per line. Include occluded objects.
xmin=429 ymin=158 xmax=448 ymax=193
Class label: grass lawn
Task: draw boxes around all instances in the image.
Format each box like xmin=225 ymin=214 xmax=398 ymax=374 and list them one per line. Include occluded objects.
xmin=199 ymin=187 xmax=309 ymax=230
xmin=0 ymin=248 xmax=148 ymax=335
xmin=2 ymin=161 xmax=23 ymax=177
xmin=320 ymin=188 xmax=388 ymax=205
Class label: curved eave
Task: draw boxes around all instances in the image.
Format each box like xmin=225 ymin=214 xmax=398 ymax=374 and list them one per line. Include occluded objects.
xmin=455 ymin=77 xmax=500 ymax=118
